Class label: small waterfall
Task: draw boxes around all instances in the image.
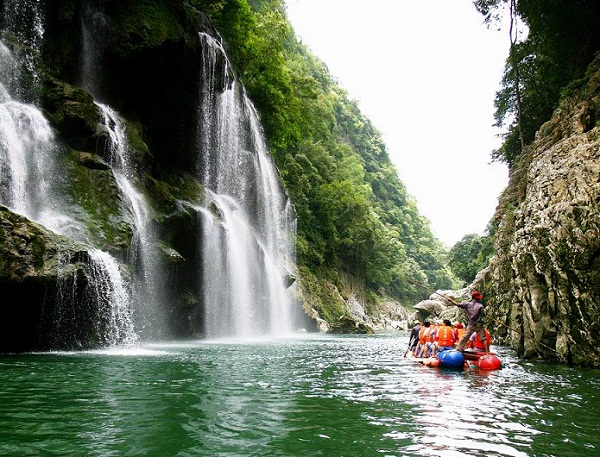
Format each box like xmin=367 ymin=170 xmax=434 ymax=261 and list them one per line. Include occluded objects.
xmin=87 ymin=249 xmax=137 ymax=346
xmin=49 ymin=250 xmax=137 ymax=348
xmin=197 ymin=32 xmax=296 ymax=339
xmin=1 ymin=0 xmax=45 ymax=96
xmin=78 ymin=0 xmax=110 ymax=98
xmin=0 ymin=70 xmax=55 ymax=221
xmin=97 ymin=103 xmax=166 ymax=339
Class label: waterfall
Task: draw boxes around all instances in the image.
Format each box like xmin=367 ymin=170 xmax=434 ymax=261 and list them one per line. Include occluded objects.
xmin=87 ymin=249 xmax=137 ymax=346
xmin=197 ymin=32 xmax=296 ymax=339
xmin=1 ymin=0 xmax=45 ymax=97
xmin=97 ymin=103 xmax=167 ymax=339
xmin=0 ymin=56 xmax=54 ymax=220
xmin=49 ymin=250 xmax=137 ymax=348
xmin=79 ymin=1 xmax=166 ymax=341
xmin=0 ymin=3 xmax=136 ymax=348
xmin=78 ymin=0 xmax=109 ymax=97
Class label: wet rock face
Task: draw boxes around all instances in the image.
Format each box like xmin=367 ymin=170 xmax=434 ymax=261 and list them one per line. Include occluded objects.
xmin=0 ymin=207 xmax=91 ymax=351
xmin=482 ymin=60 xmax=600 ymax=367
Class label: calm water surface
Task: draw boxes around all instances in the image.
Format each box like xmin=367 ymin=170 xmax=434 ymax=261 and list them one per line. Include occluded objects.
xmin=1 ymin=333 xmax=599 ymax=456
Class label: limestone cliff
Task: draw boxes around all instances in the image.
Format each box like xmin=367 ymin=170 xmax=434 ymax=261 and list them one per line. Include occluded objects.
xmin=476 ymin=56 xmax=600 ymax=367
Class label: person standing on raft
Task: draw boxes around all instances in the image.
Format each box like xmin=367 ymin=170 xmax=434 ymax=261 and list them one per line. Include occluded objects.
xmin=443 ymin=291 xmax=489 ymax=354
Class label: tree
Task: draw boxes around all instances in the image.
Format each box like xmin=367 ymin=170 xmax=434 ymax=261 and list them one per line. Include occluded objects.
xmin=474 ymin=0 xmax=600 ymax=166
xmin=448 ymin=233 xmax=494 ymax=284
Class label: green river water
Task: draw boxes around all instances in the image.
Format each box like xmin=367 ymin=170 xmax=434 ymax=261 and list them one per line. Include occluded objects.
xmin=1 ymin=333 xmax=599 ymax=457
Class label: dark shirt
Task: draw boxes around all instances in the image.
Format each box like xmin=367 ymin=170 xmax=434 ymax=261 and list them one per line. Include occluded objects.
xmin=409 ymin=324 xmax=421 ymax=345
xmin=457 ymin=299 xmax=484 ymax=325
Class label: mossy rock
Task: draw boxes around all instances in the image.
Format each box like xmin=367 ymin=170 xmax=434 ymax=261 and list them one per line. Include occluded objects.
xmin=41 ymin=76 xmax=103 ymax=152
xmin=329 ymin=316 xmax=375 ymax=335
xmin=64 ymin=151 xmax=132 ymax=251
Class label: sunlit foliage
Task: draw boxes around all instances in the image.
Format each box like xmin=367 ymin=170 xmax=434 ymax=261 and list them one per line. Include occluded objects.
xmin=195 ymin=0 xmax=458 ymax=307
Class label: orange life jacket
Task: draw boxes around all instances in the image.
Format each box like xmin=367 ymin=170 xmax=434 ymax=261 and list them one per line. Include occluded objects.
xmin=418 ymin=326 xmax=429 ymax=344
xmin=426 ymin=326 xmax=436 ymax=343
xmin=436 ymin=326 xmax=455 ymax=347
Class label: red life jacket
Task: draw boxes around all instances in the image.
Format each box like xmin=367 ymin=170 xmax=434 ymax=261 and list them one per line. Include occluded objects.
xmin=473 ymin=329 xmax=492 ymax=350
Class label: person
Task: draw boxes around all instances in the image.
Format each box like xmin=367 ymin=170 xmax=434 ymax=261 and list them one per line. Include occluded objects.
xmin=406 ymin=321 xmax=422 ymax=356
xmin=454 ymin=322 xmax=465 ymax=344
xmin=415 ymin=321 xmax=432 ymax=357
xmin=454 ymin=322 xmax=465 ymax=346
xmin=466 ymin=327 xmax=492 ymax=351
xmin=444 ymin=291 xmax=489 ymax=353
xmin=431 ymin=319 xmax=457 ymax=357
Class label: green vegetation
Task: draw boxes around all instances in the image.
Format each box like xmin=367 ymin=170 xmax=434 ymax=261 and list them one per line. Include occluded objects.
xmin=190 ymin=0 xmax=457 ymax=308
xmin=448 ymin=232 xmax=494 ymax=285
xmin=473 ymin=0 xmax=600 ymax=167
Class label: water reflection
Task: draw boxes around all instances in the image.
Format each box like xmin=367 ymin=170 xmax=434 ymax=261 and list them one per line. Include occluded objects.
xmin=1 ymin=335 xmax=600 ymax=456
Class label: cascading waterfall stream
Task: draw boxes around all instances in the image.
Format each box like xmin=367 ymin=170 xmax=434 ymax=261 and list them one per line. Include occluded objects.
xmin=97 ymin=103 xmax=167 ymax=339
xmin=0 ymin=2 xmax=136 ymax=348
xmin=197 ymin=32 xmax=296 ymax=339
xmin=78 ymin=0 xmax=168 ymax=340
xmin=87 ymin=249 xmax=137 ymax=346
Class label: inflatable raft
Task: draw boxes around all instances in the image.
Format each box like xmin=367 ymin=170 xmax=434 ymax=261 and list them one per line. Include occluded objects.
xmin=413 ymin=348 xmax=502 ymax=371
xmin=463 ymin=349 xmax=503 ymax=370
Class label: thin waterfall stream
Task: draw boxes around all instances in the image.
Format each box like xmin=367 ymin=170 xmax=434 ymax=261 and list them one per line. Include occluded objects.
xmin=96 ymin=103 xmax=167 ymax=340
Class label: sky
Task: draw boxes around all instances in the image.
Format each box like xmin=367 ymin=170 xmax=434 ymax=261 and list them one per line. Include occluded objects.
xmin=284 ymin=0 xmax=510 ymax=247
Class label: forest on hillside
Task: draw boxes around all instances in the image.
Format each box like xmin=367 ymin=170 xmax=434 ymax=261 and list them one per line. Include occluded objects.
xmin=74 ymin=0 xmax=600 ymax=319
xmin=191 ymin=0 xmax=458 ymax=315
xmin=475 ymin=0 xmax=600 ymax=167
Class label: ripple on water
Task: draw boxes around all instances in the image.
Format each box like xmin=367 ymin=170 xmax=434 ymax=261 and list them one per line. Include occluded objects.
xmin=1 ymin=335 xmax=600 ymax=456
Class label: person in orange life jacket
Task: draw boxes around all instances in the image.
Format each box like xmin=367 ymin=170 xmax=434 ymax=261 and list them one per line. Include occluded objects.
xmin=431 ymin=319 xmax=457 ymax=357
xmin=466 ymin=327 xmax=492 ymax=351
xmin=416 ymin=321 xmax=432 ymax=357
xmin=424 ymin=322 xmax=438 ymax=357
xmin=444 ymin=291 xmax=489 ymax=354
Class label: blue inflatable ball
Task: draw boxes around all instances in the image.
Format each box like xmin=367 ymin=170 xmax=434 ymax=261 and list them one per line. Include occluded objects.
xmin=439 ymin=349 xmax=465 ymax=368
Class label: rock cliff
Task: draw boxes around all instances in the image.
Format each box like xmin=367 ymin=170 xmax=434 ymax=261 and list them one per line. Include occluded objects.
xmin=476 ymin=56 xmax=600 ymax=367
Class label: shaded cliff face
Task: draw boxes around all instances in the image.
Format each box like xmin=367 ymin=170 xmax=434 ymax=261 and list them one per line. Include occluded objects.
xmin=480 ymin=58 xmax=600 ymax=367
xmin=0 ymin=207 xmax=123 ymax=351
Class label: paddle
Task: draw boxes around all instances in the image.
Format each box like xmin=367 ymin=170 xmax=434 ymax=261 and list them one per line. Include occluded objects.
xmin=403 ymin=336 xmax=413 ymax=357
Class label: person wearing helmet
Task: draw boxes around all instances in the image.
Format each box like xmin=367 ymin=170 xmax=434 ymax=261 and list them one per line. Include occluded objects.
xmin=443 ymin=291 xmax=489 ymax=354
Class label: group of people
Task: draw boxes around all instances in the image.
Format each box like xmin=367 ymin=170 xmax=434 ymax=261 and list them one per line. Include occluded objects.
xmin=406 ymin=291 xmax=491 ymax=358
